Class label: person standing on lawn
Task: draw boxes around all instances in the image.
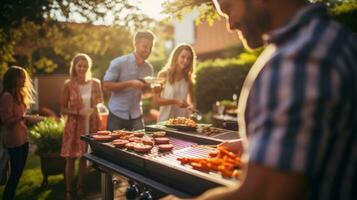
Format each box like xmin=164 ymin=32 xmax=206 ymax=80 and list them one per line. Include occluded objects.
xmin=60 ymin=53 xmax=103 ymax=200
xmin=103 ymin=31 xmax=155 ymax=131
xmin=162 ymin=0 xmax=357 ymax=200
xmin=0 ymin=66 xmax=42 ymax=200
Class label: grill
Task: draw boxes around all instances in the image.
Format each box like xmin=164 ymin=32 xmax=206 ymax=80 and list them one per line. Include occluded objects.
xmin=81 ymin=127 xmax=240 ymax=197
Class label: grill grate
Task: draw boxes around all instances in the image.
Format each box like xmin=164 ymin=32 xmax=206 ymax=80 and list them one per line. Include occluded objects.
xmin=147 ymin=136 xmax=197 ymax=157
xmin=153 ymin=145 xmax=215 ymax=164
xmin=104 ymin=136 xmax=198 ymax=158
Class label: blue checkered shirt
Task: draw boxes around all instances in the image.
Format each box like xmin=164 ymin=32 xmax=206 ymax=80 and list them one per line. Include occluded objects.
xmin=244 ymin=4 xmax=357 ymax=200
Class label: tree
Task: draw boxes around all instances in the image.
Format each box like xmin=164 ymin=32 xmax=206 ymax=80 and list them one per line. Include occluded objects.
xmin=11 ymin=21 xmax=133 ymax=78
xmin=0 ymin=0 xmax=155 ymax=77
xmin=162 ymin=0 xmax=357 ymax=27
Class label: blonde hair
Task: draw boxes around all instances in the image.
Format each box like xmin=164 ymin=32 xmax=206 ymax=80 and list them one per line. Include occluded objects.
xmin=69 ymin=53 xmax=92 ymax=81
xmin=161 ymin=44 xmax=196 ymax=84
xmin=1 ymin=66 xmax=35 ymax=109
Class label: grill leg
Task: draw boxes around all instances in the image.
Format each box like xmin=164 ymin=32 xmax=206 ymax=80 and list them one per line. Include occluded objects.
xmin=101 ymin=172 xmax=114 ymax=200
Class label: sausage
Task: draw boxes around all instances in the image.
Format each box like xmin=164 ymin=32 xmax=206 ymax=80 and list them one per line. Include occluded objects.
xmin=190 ymin=162 xmax=209 ymax=172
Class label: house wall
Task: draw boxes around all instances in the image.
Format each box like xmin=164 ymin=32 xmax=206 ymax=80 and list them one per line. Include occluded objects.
xmin=174 ymin=12 xmax=241 ymax=60
xmin=193 ymin=19 xmax=241 ymax=57
xmin=173 ymin=11 xmax=199 ymax=45
xmin=33 ymin=75 xmax=69 ymax=115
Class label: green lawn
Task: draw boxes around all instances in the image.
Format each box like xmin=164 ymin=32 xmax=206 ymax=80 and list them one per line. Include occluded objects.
xmin=0 ymin=152 xmax=101 ymax=200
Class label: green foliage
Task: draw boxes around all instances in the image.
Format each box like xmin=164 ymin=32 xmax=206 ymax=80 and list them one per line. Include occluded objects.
xmin=29 ymin=117 xmax=65 ymax=154
xmin=164 ymin=0 xmax=357 ymax=32
xmin=0 ymin=0 xmax=157 ymax=80
xmin=0 ymin=30 xmax=15 ymax=79
xmin=162 ymin=0 xmax=217 ymax=25
xmin=10 ymin=21 xmax=133 ymax=79
xmin=219 ymin=99 xmax=237 ymax=108
xmin=330 ymin=1 xmax=357 ymax=32
xmin=194 ymin=50 xmax=260 ymax=112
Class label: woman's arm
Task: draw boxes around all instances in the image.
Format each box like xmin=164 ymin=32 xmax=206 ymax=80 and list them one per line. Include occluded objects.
xmin=187 ymin=80 xmax=195 ymax=109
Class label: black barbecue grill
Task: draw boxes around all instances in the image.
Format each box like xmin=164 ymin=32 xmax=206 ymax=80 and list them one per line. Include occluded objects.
xmin=81 ymin=126 xmax=240 ymax=198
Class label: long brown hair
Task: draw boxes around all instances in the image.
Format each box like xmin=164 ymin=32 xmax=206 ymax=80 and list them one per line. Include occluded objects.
xmin=1 ymin=66 xmax=35 ymax=109
xmin=162 ymin=44 xmax=196 ymax=84
xmin=69 ymin=53 xmax=92 ymax=81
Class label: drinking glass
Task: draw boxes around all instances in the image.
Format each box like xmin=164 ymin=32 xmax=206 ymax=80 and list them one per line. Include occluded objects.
xmin=216 ymin=101 xmax=225 ymax=117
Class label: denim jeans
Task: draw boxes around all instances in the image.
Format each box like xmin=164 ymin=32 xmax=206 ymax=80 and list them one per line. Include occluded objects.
xmin=107 ymin=112 xmax=144 ymax=131
xmin=3 ymin=142 xmax=29 ymax=200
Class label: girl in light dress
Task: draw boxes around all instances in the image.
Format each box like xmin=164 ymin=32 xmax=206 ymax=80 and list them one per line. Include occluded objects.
xmin=154 ymin=44 xmax=196 ymax=122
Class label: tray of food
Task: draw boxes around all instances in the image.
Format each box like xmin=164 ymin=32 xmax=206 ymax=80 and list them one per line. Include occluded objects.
xmin=162 ymin=117 xmax=198 ymax=131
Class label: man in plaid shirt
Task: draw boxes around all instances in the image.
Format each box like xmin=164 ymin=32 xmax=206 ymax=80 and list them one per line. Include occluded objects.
xmin=162 ymin=1 xmax=357 ymax=200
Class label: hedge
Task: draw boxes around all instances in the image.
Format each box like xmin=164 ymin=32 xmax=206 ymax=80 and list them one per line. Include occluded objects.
xmin=194 ymin=51 xmax=259 ymax=112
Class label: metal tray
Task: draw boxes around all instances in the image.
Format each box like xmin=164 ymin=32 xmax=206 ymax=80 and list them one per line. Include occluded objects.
xmin=146 ymin=124 xmax=239 ymax=140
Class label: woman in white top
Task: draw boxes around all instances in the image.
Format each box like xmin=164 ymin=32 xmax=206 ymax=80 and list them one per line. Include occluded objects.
xmin=154 ymin=44 xmax=196 ymax=122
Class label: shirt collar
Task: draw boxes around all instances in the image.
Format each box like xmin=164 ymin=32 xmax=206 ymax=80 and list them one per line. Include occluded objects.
xmin=263 ymin=3 xmax=329 ymax=45
xmin=130 ymin=52 xmax=147 ymax=67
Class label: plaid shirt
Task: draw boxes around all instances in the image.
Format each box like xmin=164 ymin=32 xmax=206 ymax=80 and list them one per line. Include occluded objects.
xmin=239 ymin=4 xmax=357 ymax=200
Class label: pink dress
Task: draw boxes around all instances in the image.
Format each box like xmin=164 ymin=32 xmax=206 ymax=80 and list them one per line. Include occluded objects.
xmin=60 ymin=79 xmax=103 ymax=158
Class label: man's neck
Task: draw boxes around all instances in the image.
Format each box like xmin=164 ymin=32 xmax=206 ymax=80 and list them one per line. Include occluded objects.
xmin=134 ymin=52 xmax=145 ymax=65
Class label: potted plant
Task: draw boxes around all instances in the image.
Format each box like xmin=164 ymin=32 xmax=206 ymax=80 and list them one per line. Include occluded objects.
xmin=30 ymin=117 xmax=66 ymax=187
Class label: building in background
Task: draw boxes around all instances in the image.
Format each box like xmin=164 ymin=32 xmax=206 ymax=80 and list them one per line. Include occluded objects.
xmin=173 ymin=10 xmax=242 ymax=60
xmin=32 ymin=74 xmax=68 ymax=116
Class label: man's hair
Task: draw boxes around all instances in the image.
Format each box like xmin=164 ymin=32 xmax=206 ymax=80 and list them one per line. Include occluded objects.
xmin=134 ymin=31 xmax=156 ymax=43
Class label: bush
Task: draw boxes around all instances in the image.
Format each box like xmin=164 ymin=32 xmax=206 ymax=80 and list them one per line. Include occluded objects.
xmin=29 ymin=117 xmax=65 ymax=154
xmin=330 ymin=1 xmax=357 ymax=32
xmin=194 ymin=50 xmax=260 ymax=113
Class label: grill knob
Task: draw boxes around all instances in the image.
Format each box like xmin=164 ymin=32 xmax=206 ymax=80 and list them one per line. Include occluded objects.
xmin=139 ymin=191 xmax=153 ymax=200
xmin=126 ymin=184 xmax=140 ymax=199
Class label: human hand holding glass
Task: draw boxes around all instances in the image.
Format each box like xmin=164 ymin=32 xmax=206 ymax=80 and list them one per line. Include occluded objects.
xmin=216 ymin=101 xmax=225 ymax=117
xmin=151 ymin=83 xmax=162 ymax=93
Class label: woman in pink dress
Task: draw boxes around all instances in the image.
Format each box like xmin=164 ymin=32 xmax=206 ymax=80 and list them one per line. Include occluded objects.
xmin=60 ymin=53 xmax=103 ymax=199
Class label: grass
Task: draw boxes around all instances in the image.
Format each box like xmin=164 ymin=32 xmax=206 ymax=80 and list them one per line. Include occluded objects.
xmin=0 ymin=151 xmax=101 ymax=200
